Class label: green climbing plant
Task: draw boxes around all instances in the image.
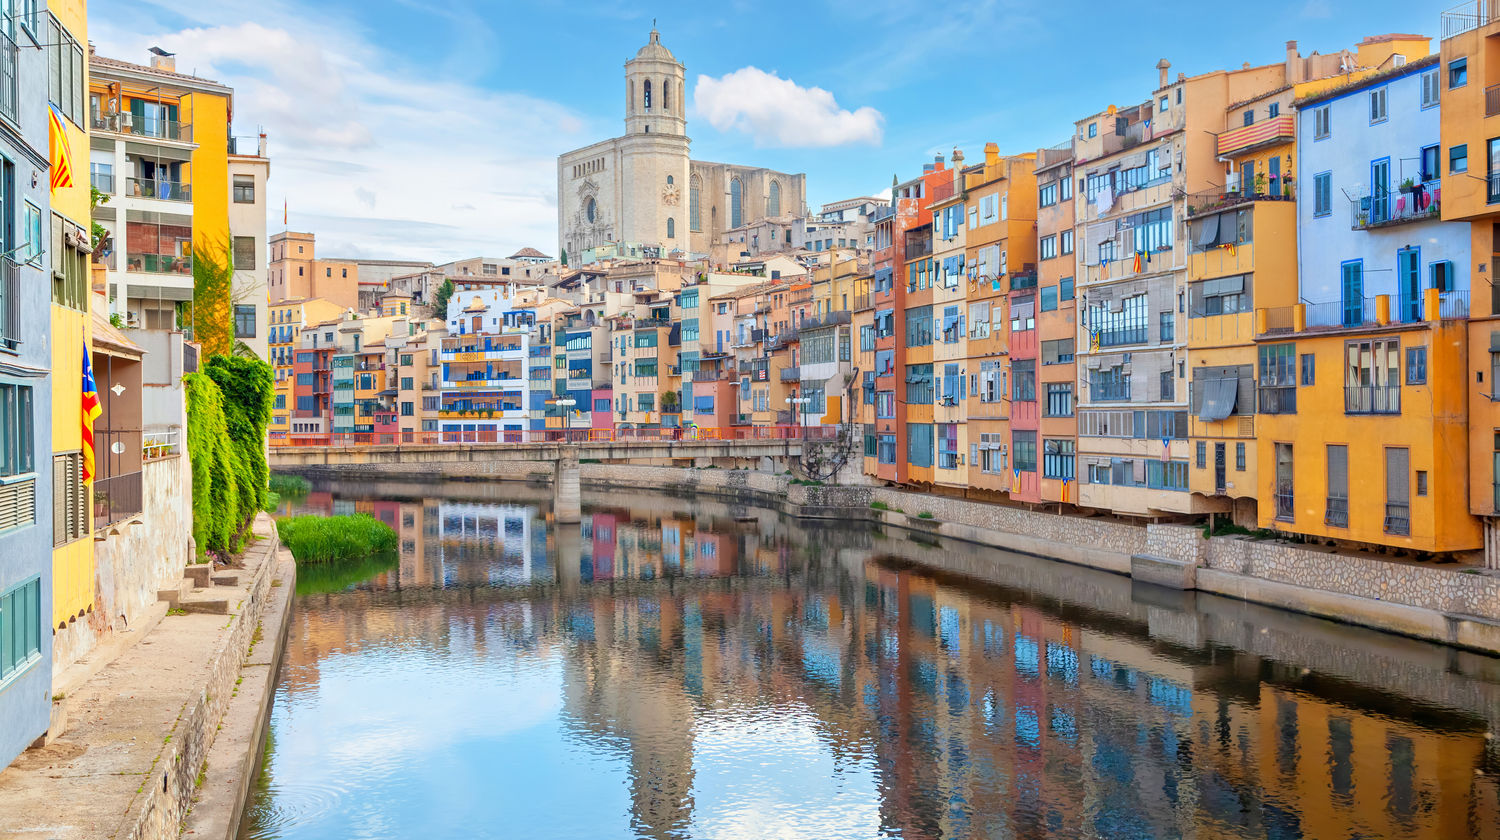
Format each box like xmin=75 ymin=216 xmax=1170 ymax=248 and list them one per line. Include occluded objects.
xmin=206 ymin=354 xmax=273 ymax=527
xmin=192 ymin=238 xmax=235 ymax=358
xmin=186 ymin=355 xmax=273 ymax=559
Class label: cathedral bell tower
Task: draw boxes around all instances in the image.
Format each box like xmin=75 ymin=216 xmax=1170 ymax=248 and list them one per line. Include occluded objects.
xmin=625 ymin=29 xmax=686 ymax=137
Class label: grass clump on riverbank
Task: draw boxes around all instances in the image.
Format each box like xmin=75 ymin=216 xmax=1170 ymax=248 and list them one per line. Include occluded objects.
xmin=269 ymin=474 xmax=311 ymax=497
xmin=277 ymin=514 xmax=396 ymax=564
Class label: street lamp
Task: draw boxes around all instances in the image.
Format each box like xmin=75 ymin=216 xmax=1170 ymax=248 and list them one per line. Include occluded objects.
xmin=785 ymin=395 xmax=811 ymax=432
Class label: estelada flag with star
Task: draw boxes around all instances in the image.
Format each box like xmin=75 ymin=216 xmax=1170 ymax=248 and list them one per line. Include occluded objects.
xmin=49 ymin=104 xmax=73 ymax=193
xmin=82 ymin=347 xmax=101 ymax=481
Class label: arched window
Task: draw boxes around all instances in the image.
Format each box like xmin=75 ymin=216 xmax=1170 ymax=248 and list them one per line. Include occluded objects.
xmin=768 ymin=180 xmax=781 ymax=216
xmin=690 ymin=174 xmax=701 ymax=231
xmin=667 ymin=218 xmax=675 ymax=239
xmin=667 ymin=175 xmax=674 ymax=185
xmin=663 ymin=78 xmax=671 ymax=112
xmin=730 ymin=178 xmax=743 ymax=228
xmin=644 ymin=79 xmax=652 ymax=110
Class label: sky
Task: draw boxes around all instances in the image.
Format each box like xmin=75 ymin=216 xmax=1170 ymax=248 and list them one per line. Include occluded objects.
xmin=92 ymin=0 xmax=1441 ymax=263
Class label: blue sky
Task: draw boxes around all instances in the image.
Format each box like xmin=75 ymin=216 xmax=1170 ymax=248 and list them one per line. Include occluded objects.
xmin=93 ymin=0 xmax=1441 ymax=261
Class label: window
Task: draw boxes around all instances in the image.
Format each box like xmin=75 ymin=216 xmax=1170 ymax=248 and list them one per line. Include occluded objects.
xmin=1345 ymin=338 xmax=1401 ymax=414
xmin=1045 ymin=383 xmax=1073 ymax=417
xmin=1432 ymin=260 xmax=1455 ymax=293
xmin=1011 ymin=297 xmax=1035 ymax=332
xmin=905 ymin=364 xmax=933 ymax=405
xmin=52 ymin=451 xmax=83 ymax=545
xmin=22 ymin=202 xmax=39 ymax=264
xmin=1013 ymin=430 xmax=1037 ymax=472
xmin=907 ymin=423 xmax=934 ymax=468
xmin=905 ymin=305 xmax=933 ymax=346
xmin=1368 ymin=87 xmax=1387 ymax=123
xmin=1452 ymin=144 xmax=1469 ymax=174
xmin=1039 ymin=235 xmax=1057 ymax=260
xmin=730 ymin=177 xmax=743 ymax=228
xmin=876 ymin=391 xmax=895 ymax=418
xmin=1236 ymin=442 xmax=1246 ymax=471
xmin=1301 ymin=353 xmax=1315 ymax=386
xmin=1041 ymin=338 xmax=1073 ymax=366
xmin=1090 ymin=366 xmax=1129 ymax=401
xmin=1243 ymin=109 xmax=1254 ymax=127
xmin=1196 ymin=441 xmax=1207 ymax=469
xmin=1259 ymin=343 xmax=1297 ymax=414
xmin=51 ymin=211 xmax=88 ymax=311
xmin=1041 ymin=286 xmax=1058 ymax=312
xmin=1275 ymin=443 xmax=1295 ymax=521
xmin=1450 ymin=57 xmax=1468 ymax=89
xmin=1061 ymin=172 xmax=1073 ymax=200
xmin=1159 ymin=311 xmax=1174 ymax=342
xmin=1385 ymin=447 xmax=1410 ymax=535
xmin=666 ymin=218 xmax=675 ymax=239
xmin=1087 ymin=123 xmax=1097 ymax=138
xmin=233 ymin=175 xmax=255 ymax=203
xmin=1043 ymin=439 xmax=1074 ymax=480
xmin=1039 ymin=183 xmax=1057 ymax=207
xmin=1148 ymin=460 xmax=1189 ymax=492
xmin=0 ymin=576 xmax=41 ymax=684
xmin=1406 ymin=346 xmax=1427 ymax=384
xmin=1012 ymin=359 xmax=1035 ymax=402
xmin=233 ymin=305 xmax=256 ymax=338
xmin=1089 ymin=293 xmax=1147 ymax=347
xmin=877 ymin=434 xmax=897 ymax=465
xmin=937 ymin=424 xmax=959 ymax=469
xmin=1269 ymin=102 xmax=1280 ymax=118
xmin=1190 ymin=275 xmax=1250 ymax=316
xmin=400 ymin=376 xmax=414 ymax=391
xmin=690 ymin=175 xmax=701 ymax=231
xmin=233 ymin=236 xmax=257 ymax=270
xmin=1313 ymin=105 xmax=1331 ymax=140
xmin=1160 ymin=369 xmax=1174 ymax=402
xmin=401 ymin=402 xmax=414 ymax=416
xmin=1419 ymin=68 xmax=1439 ymax=109
xmin=1060 ymin=230 xmax=1073 ymax=255
xmin=1060 ymin=277 xmax=1074 ymax=301
xmin=1313 ymin=172 xmax=1332 ymax=217
xmin=45 ymin=16 xmax=85 ymax=126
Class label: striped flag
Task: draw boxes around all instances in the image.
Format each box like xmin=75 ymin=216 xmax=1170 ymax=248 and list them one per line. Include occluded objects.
xmin=49 ymin=104 xmax=73 ymax=192
xmin=82 ymin=348 xmax=102 ymax=481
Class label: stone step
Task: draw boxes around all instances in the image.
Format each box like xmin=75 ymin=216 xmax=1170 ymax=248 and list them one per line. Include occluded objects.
xmin=184 ymin=563 xmax=213 ymax=588
xmin=156 ymin=579 xmax=190 ymax=607
xmin=210 ymin=572 xmax=241 ymax=587
xmin=179 ymin=595 xmax=230 ymax=615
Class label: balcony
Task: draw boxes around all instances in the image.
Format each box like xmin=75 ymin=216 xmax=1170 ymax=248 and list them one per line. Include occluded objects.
xmin=126 ymin=252 xmax=193 ymax=276
xmin=1350 ymin=182 xmax=1439 ymax=230
xmin=94 ymin=470 xmax=143 ymax=528
xmin=1384 ymin=503 xmax=1411 ymax=536
xmin=1215 ymin=114 xmax=1295 ymax=157
xmin=1442 ymin=0 xmax=1500 ymax=38
xmin=632 ymin=317 xmax=672 ymax=330
xmin=929 ymin=179 xmax=956 ymax=204
xmin=780 ymin=366 xmax=801 ymax=382
xmin=1096 ymin=326 xmax=1148 ymax=348
xmin=1091 ymin=381 xmax=1130 ymax=401
xmin=94 ymin=113 xmax=194 ymax=143
xmin=126 ymin=177 xmax=191 ymax=201
xmin=1489 ymin=83 xmax=1500 ymax=118
xmin=871 ymin=204 xmax=896 ymax=223
xmin=692 ymin=369 xmax=729 ymax=382
xmin=853 ymin=294 xmax=873 ymax=311
xmin=1184 ymin=188 xmax=1295 ymax=218
xmin=1344 ymin=384 xmax=1401 ymax=415
xmin=801 ymin=310 xmax=851 ymax=330
xmin=1258 ymin=385 xmax=1297 ymax=415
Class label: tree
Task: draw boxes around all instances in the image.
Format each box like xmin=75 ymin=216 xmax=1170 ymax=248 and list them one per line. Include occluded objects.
xmin=560 ymin=248 xmax=568 ymax=267
xmin=660 ymin=390 xmax=679 ymax=412
xmin=192 ymin=238 xmax=235 ymax=358
xmin=432 ymin=278 xmax=455 ymax=315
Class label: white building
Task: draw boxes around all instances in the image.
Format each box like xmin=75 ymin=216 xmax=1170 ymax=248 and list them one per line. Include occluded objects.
xmin=439 ymin=289 xmax=538 ymax=438
xmin=1296 ymin=55 xmax=1467 ymax=325
xmin=228 ymin=135 xmax=270 ymax=357
xmin=556 ymin=30 xmax=807 ymax=263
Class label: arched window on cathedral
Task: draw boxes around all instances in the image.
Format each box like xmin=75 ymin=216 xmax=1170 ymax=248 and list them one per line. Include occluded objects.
xmin=690 ymin=175 xmax=701 ymax=231
xmin=667 ymin=218 xmax=675 ymax=239
xmin=644 ymin=79 xmax=652 ymax=110
xmin=667 ymin=175 xmax=673 ymax=185
xmin=768 ymin=180 xmax=781 ymax=217
xmin=663 ymin=78 xmax=671 ymax=112
xmin=730 ymin=177 xmax=743 ymax=229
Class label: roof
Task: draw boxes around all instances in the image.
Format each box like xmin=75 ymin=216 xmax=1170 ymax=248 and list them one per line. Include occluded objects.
xmin=1294 ymin=53 xmax=1440 ymax=107
xmin=632 ymin=30 xmax=678 ymax=63
xmin=92 ymin=310 xmax=145 ymax=358
xmin=90 ymin=53 xmax=232 ymax=94
xmin=1359 ymin=33 xmax=1429 ymax=44
xmin=509 ymin=247 xmax=553 ymax=259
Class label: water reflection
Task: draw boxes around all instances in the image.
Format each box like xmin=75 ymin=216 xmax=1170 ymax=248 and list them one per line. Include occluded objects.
xmin=246 ymin=485 xmax=1500 ymax=840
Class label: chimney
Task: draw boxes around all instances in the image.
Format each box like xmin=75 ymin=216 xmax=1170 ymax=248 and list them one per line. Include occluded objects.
xmin=934 ymin=153 xmax=945 ymax=170
xmin=1286 ymin=40 xmax=1304 ymax=83
xmin=984 ymin=142 xmax=999 ymax=168
xmin=951 ymin=147 xmax=965 ymax=167
xmin=1156 ymin=59 xmax=1170 ymax=89
xmin=148 ymin=46 xmax=176 ymax=72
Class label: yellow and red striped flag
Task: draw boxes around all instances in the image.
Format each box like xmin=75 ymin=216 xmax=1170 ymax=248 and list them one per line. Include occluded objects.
xmin=49 ymin=104 xmax=73 ymax=193
xmin=81 ymin=348 xmax=101 ymax=481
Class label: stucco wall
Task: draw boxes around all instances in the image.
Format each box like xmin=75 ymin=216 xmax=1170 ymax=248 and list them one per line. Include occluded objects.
xmin=53 ymin=454 xmax=194 ymax=671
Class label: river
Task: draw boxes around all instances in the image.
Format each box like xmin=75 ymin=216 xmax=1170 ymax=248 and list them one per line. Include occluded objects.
xmin=241 ymin=481 xmax=1500 ymax=839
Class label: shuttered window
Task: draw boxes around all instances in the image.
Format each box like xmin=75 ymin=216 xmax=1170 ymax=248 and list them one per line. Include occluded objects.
xmin=1326 ymin=445 xmax=1349 ymax=527
xmin=1385 ymin=447 xmax=1410 ymax=536
xmin=52 ymin=452 xmax=86 ymax=545
xmin=0 ymin=577 xmax=41 ymax=684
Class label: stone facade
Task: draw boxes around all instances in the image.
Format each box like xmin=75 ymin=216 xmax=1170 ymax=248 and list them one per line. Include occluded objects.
xmin=52 ymin=454 xmax=195 ymax=670
xmin=556 ymin=30 xmax=805 ymax=262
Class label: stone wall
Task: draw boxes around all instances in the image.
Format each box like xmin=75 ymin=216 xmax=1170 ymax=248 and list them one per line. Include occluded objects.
xmin=53 ymin=455 xmax=194 ymax=670
xmin=1204 ymin=536 xmax=1500 ymax=621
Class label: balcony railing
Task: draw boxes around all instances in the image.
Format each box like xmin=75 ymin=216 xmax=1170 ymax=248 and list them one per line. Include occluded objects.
xmin=126 ymin=177 xmax=191 ymax=201
xmin=1384 ymin=503 xmax=1411 ymax=536
xmin=126 ymin=253 xmax=193 ymax=275
xmin=780 ymin=366 xmax=802 ymax=382
xmin=1185 ymin=187 xmax=1295 ymax=218
xmin=1442 ymin=0 xmax=1500 ymax=38
xmin=1259 ymin=385 xmax=1297 ymax=414
xmin=1325 ymin=497 xmax=1349 ymax=528
xmin=1489 ymin=83 xmax=1500 ymax=118
xmin=95 ymin=113 xmax=194 ymax=143
xmin=94 ymin=471 xmax=144 ymax=528
xmin=1344 ymin=384 xmax=1401 ymax=415
xmin=1215 ymin=114 xmax=1296 ymax=157
xmin=1097 ymin=327 xmax=1148 ymax=348
xmin=1091 ymin=381 xmax=1130 ymax=401
xmin=1275 ymin=490 xmax=1295 ymax=522
xmin=143 ymin=428 xmax=180 ymax=460
xmin=1351 ymin=181 xmax=1439 ymax=230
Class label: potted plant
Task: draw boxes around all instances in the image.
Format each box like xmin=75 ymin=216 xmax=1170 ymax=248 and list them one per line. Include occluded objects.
xmin=1281 ymin=175 xmax=1295 ymax=199
xmin=1399 ymin=177 xmax=1417 ymax=194
xmin=1253 ymin=172 xmax=1267 ymax=196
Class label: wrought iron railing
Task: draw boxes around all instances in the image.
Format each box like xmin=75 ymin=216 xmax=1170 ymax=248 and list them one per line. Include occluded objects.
xmin=94 ymin=471 xmax=143 ymax=528
xmin=1324 ymin=497 xmax=1348 ymax=528
xmin=1344 ymin=384 xmax=1401 ymax=415
xmin=1384 ymin=503 xmax=1411 ymax=536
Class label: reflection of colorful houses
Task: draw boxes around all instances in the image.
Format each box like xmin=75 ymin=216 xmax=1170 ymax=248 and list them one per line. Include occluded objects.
xmin=437 ymin=501 xmax=540 ymax=586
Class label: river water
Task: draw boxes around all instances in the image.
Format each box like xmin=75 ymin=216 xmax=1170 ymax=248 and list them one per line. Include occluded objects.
xmin=241 ymin=481 xmax=1500 ymax=839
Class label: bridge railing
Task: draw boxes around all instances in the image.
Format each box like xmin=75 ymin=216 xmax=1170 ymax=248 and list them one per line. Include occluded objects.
xmin=273 ymin=425 xmax=840 ymax=448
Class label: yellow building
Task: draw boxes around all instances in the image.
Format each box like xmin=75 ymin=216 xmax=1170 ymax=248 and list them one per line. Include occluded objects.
xmin=1439 ymin=9 xmax=1500 ymax=566
xmin=89 ymin=47 xmax=234 ymax=334
xmin=52 ymin=0 xmax=95 ymax=639
xmin=267 ymin=297 xmax=345 ymax=441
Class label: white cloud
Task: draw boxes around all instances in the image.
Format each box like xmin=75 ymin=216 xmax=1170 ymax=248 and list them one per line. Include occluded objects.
xmin=692 ymin=67 xmax=882 ymax=148
xmin=89 ymin=3 xmax=590 ymax=261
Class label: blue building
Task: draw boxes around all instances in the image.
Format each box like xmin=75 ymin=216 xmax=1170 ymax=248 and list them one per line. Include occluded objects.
xmin=0 ymin=8 xmax=60 ymax=766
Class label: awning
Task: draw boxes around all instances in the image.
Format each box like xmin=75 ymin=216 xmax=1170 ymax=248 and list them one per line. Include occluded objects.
xmin=1195 ymin=213 xmax=1221 ymax=248
xmin=1198 ymin=377 xmax=1238 ymax=422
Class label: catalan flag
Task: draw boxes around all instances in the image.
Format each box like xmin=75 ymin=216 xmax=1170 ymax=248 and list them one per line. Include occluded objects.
xmin=81 ymin=348 xmax=101 ymax=482
xmin=48 ymin=104 xmax=73 ymax=193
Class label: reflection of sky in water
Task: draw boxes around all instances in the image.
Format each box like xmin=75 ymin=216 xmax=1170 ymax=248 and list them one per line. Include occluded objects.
xmin=250 ymin=489 xmax=1500 ymax=840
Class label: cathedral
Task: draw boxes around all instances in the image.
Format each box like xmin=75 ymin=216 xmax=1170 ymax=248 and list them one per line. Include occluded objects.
xmin=556 ymin=30 xmax=807 ymax=263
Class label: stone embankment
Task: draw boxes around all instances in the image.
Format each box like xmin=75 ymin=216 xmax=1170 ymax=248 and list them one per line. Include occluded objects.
xmin=0 ymin=514 xmax=295 ymax=840
xmin=283 ymin=460 xmax=1500 ymax=655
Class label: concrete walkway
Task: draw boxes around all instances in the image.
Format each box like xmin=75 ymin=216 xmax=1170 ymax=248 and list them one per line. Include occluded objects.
xmin=0 ymin=515 xmax=293 ymax=840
